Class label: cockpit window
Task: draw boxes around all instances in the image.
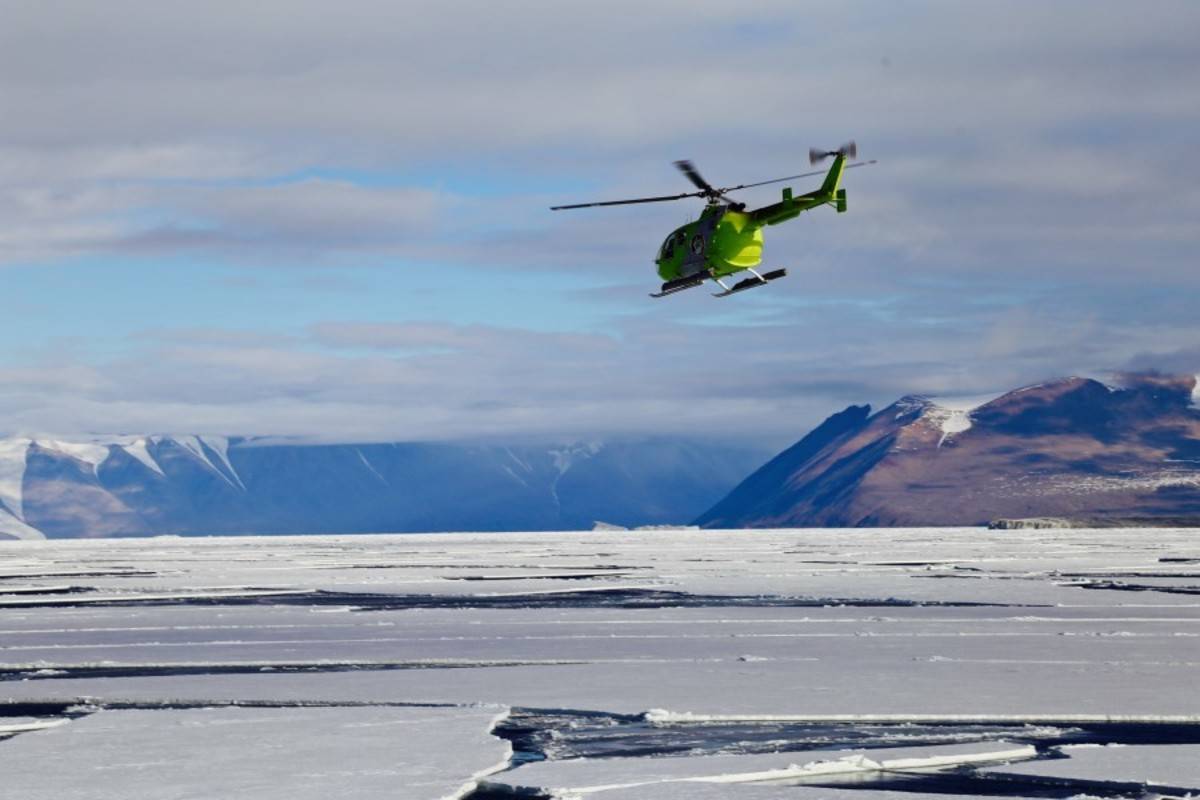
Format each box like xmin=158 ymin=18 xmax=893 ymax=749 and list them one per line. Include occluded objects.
xmin=661 ymin=235 xmax=675 ymax=259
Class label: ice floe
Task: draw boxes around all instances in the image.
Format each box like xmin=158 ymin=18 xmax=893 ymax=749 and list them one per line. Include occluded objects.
xmin=0 ymin=706 xmax=510 ymax=800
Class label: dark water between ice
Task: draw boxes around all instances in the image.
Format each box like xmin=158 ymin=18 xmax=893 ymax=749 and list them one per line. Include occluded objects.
xmin=482 ymin=711 xmax=1200 ymax=798
xmin=497 ymin=709 xmax=1200 ymax=763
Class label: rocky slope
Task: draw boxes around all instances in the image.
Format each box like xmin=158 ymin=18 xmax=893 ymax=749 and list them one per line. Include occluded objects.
xmin=696 ymin=375 xmax=1200 ymax=528
xmin=0 ymin=436 xmax=766 ymax=539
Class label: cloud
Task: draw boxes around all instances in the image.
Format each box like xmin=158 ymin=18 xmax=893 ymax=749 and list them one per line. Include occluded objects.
xmin=6 ymin=303 xmax=1200 ymax=447
xmin=3 ymin=1 xmax=1198 ymax=271
xmin=2 ymin=2 xmax=1200 ymax=442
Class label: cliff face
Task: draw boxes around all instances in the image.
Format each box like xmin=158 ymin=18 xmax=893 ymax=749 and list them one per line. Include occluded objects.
xmin=696 ymin=375 xmax=1200 ymax=528
xmin=0 ymin=436 xmax=766 ymax=538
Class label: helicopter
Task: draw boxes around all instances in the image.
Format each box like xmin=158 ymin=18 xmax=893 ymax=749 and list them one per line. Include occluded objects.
xmin=551 ymin=143 xmax=874 ymax=298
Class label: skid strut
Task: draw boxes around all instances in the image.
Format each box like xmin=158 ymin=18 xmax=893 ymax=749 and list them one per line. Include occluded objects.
xmin=712 ymin=267 xmax=787 ymax=298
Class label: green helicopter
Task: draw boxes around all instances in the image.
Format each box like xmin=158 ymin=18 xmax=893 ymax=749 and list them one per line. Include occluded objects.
xmin=551 ymin=143 xmax=872 ymax=298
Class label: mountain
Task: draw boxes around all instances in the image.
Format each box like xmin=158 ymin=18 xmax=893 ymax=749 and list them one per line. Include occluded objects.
xmin=0 ymin=436 xmax=767 ymax=539
xmin=696 ymin=375 xmax=1200 ymax=528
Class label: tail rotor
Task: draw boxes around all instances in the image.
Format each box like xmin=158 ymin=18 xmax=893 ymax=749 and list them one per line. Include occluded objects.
xmin=809 ymin=141 xmax=858 ymax=165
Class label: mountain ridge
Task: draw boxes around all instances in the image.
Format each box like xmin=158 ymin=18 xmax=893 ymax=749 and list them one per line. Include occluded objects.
xmin=696 ymin=374 xmax=1200 ymax=528
xmin=0 ymin=435 xmax=767 ymax=539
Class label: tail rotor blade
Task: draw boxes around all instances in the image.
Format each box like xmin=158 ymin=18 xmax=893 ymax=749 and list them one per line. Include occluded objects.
xmin=810 ymin=141 xmax=859 ymax=165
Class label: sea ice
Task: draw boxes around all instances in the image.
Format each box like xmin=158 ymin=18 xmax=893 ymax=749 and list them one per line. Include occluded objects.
xmin=2 ymin=528 xmax=1199 ymax=796
xmin=0 ymin=705 xmax=509 ymax=800
xmin=488 ymin=740 xmax=1036 ymax=795
xmin=980 ymin=742 xmax=1200 ymax=787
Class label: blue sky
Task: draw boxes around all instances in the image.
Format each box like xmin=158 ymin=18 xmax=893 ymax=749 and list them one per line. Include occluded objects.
xmin=2 ymin=1 xmax=1199 ymax=446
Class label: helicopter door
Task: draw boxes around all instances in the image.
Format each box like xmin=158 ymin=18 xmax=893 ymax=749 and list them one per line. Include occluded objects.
xmin=678 ymin=209 xmax=722 ymax=277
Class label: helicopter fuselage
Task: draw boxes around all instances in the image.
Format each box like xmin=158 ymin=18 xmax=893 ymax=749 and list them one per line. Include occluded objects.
xmin=654 ymin=206 xmax=764 ymax=282
xmin=654 ymin=153 xmax=849 ymax=285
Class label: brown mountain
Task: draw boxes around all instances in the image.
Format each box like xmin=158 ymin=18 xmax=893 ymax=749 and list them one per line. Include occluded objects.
xmin=696 ymin=375 xmax=1200 ymax=528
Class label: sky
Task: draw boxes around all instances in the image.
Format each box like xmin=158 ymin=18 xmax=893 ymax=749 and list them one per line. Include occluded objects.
xmin=2 ymin=1 xmax=1199 ymax=448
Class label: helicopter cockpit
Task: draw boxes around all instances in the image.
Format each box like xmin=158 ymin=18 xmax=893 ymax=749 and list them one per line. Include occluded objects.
xmin=658 ymin=230 xmax=686 ymax=261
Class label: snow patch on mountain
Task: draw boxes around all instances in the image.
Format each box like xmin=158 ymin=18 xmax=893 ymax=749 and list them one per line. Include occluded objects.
xmin=37 ymin=439 xmax=111 ymax=475
xmin=8 ymin=435 xmax=172 ymax=478
xmin=151 ymin=435 xmax=244 ymax=490
xmin=121 ymin=438 xmax=165 ymax=476
xmin=355 ymin=448 xmax=387 ymax=486
xmin=892 ymin=397 xmax=929 ymax=420
xmin=549 ymin=441 xmax=603 ymax=475
xmin=924 ymin=393 xmax=1005 ymax=447
xmin=0 ymin=506 xmax=42 ymax=540
xmin=547 ymin=442 xmax=603 ymax=509
xmin=163 ymin=435 xmax=216 ymax=470
xmin=0 ymin=437 xmax=31 ymax=521
xmin=199 ymin=436 xmax=246 ymax=490
xmin=502 ymin=448 xmax=533 ymax=486
xmin=0 ymin=434 xmax=248 ymax=507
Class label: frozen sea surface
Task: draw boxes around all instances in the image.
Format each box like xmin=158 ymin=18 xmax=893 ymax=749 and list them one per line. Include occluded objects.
xmin=0 ymin=705 xmax=509 ymax=800
xmin=2 ymin=527 xmax=1200 ymax=798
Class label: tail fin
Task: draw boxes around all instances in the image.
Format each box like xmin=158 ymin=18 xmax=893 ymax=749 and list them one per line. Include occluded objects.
xmin=818 ymin=153 xmax=846 ymax=198
xmin=809 ymin=141 xmax=856 ymax=199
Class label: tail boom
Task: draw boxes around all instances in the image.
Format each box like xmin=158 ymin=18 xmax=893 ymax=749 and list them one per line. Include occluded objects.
xmin=749 ymin=153 xmax=848 ymax=226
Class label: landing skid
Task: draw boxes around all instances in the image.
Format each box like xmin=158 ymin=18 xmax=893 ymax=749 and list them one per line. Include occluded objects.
xmin=649 ymin=274 xmax=708 ymax=298
xmin=712 ymin=267 xmax=787 ymax=298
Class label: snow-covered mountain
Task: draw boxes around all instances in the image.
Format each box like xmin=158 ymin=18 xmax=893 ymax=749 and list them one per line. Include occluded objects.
xmin=0 ymin=435 xmax=767 ymax=539
xmin=696 ymin=374 xmax=1200 ymax=528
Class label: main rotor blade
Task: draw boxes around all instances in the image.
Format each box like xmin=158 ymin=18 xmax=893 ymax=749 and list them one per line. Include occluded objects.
xmin=674 ymin=160 xmax=718 ymax=194
xmin=550 ymin=191 xmax=704 ymax=211
xmin=721 ymin=160 xmax=878 ymax=193
xmin=549 ymin=159 xmax=879 ymax=210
